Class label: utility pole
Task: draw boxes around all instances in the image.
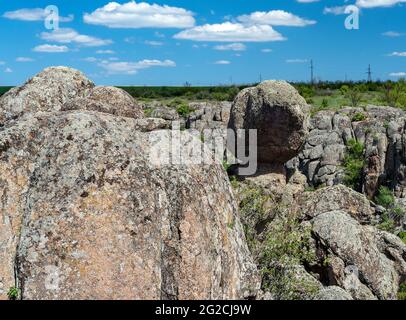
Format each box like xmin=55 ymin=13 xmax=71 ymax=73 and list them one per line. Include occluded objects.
xmin=310 ymin=59 xmax=314 ymax=85
xmin=259 ymin=73 xmax=262 ymax=83
xmin=366 ymin=64 xmax=372 ymax=82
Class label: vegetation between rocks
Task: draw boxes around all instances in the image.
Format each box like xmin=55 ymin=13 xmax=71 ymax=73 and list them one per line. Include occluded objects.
xmin=343 ymin=139 xmax=365 ymax=191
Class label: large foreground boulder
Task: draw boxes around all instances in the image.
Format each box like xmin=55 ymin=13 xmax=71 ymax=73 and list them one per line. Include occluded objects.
xmin=62 ymin=86 xmax=144 ymax=119
xmin=0 ymin=67 xmax=94 ymax=124
xmin=228 ymin=80 xmax=309 ymax=164
xmin=0 ymin=68 xmax=259 ymax=300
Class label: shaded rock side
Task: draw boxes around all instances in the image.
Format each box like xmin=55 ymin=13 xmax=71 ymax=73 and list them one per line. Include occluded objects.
xmin=229 ymin=80 xmax=309 ymax=164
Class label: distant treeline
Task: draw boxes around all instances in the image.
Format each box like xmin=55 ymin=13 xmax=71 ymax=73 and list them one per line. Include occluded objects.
xmin=0 ymin=86 xmax=12 ymax=97
xmin=117 ymin=85 xmax=252 ymax=101
xmin=0 ymin=79 xmax=404 ymax=104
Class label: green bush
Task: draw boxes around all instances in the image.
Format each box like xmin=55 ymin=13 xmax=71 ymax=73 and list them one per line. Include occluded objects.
xmin=321 ymin=98 xmax=328 ymax=109
xmin=260 ymin=212 xmax=317 ymax=299
xmin=398 ymin=283 xmax=406 ymax=300
xmin=343 ymin=139 xmax=365 ymax=191
xmin=7 ymin=287 xmax=19 ymax=300
xmin=399 ymin=231 xmax=406 ymax=245
xmin=352 ymin=112 xmax=366 ymax=122
xmin=176 ymin=103 xmax=193 ymax=117
xmin=375 ymin=186 xmax=395 ymax=208
xmin=346 ymin=86 xmax=363 ymax=108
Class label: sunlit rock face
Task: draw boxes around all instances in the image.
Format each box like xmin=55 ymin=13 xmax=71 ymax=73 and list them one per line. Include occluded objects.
xmin=0 ymin=67 xmax=259 ymax=300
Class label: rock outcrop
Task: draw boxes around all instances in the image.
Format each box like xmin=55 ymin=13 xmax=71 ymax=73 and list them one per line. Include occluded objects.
xmin=287 ymin=106 xmax=406 ymax=198
xmin=62 ymin=86 xmax=144 ymax=119
xmin=0 ymin=67 xmax=94 ymax=124
xmin=229 ymin=81 xmax=309 ymax=164
xmin=0 ymin=67 xmax=259 ymax=300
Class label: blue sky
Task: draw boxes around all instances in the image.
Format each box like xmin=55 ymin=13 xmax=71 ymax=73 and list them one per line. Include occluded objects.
xmin=0 ymin=0 xmax=405 ymax=86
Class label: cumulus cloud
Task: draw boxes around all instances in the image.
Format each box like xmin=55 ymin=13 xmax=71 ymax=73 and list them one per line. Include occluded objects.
xmin=83 ymin=1 xmax=195 ymax=29
xmin=40 ymin=28 xmax=112 ymax=47
xmin=323 ymin=6 xmax=348 ymax=15
xmin=213 ymin=43 xmax=246 ymax=51
xmin=261 ymin=48 xmax=273 ymax=53
xmin=382 ymin=31 xmax=402 ymax=37
xmin=98 ymin=59 xmax=176 ymax=74
xmin=4 ymin=68 xmax=13 ymax=73
xmin=389 ymin=51 xmax=406 ymax=56
xmin=214 ymin=60 xmax=231 ymax=65
xmin=3 ymin=8 xmax=73 ymax=22
xmin=145 ymin=40 xmax=164 ymax=46
xmin=96 ymin=50 xmax=115 ymax=54
xmin=16 ymin=57 xmax=34 ymax=62
xmin=389 ymin=72 xmax=406 ymax=77
xmin=356 ymin=0 xmax=406 ymax=8
xmin=33 ymin=44 xmax=69 ymax=53
xmin=174 ymin=22 xmax=285 ymax=42
xmin=237 ymin=10 xmax=316 ymax=27
xmin=286 ymin=59 xmax=308 ymax=63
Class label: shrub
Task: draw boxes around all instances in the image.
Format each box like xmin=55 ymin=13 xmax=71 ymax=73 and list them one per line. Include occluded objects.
xmin=176 ymin=103 xmax=194 ymax=117
xmin=375 ymin=186 xmax=395 ymax=208
xmin=352 ymin=112 xmax=366 ymax=122
xmin=399 ymin=231 xmax=406 ymax=245
xmin=398 ymin=283 xmax=406 ymax=300
xmin=7 ymin=287 xmax=19 ymax=300
xmin=343 ymin=139 xmax=365 ymax=191
xmin=346 ymin=86 xmax=362 ymax=108
xmin=377 ymin=214 xmax=395 ymax=233
xmin=260 ymin=212 xmax=317 ymax=299
xmin=321 ymin=98 xmax=329 ymax=109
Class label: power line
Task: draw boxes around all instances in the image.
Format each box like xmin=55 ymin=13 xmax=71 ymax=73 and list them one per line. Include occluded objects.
xmin=366 ymin=64 xmax=372 ymax=82
xmin=310 ymin=59 xmax=314 ymax=84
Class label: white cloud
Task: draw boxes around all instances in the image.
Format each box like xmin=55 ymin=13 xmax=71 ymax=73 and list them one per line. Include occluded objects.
xmin=389 ymin=72 xmax=406 ymax=77
xmin=261 ymin=48 xmax=273 ymax=53
xmin=33 ymin=44 xmax=69 ymax=53
xmin=41 ymin=28 xmax=112 ymax=47
xmin=83 ymin=57 xmax=99 ymax=62
xmin=84 ymin=1 xmax=195 ymax=29
xmin=96 ymin=50 xmax=115 ymax=54
xmin=3 ymin=8 xmax=73 ymax=22
xmin=382 ymin=31 xmax=402 ymax=37
xmin=4 ymin=68 xmax=13 ymax=73
xmin=145 ymin=40 xmax=164 ymax=46
xmin=237 ymin=10 xmax=316 ymax=27
xmin=389 ymin=51 xmax=406 ymax=56
xmin=286 ymin=59 xmax=308 ymax=63
xmin=356 ymin=0 xmax=406 ymax=8
xmin=213 ymin=43 xmax=246 ymax=51
xmin=214 ymin=60 xmax=231 ymax=65
xmin=16 ymin=57 xmax=34 ymax=62
xmin=99 ymin=59 xmax=176 ymax=74
xmin=323 ymin=6 xmax=348 ymax=15
xmin=174 ymin=22 xmax=285 ymax=42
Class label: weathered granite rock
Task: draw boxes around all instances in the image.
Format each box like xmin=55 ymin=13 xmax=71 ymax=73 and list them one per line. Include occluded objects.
xmin=288 ymin=106 xmax=406 ymax=198
xmin=311 ymin=210 xmax=404 ymax=299
xmin=229 ymin=80 xmax=309 ymax=164
xmin=150 ymin=106 xmax=179 ymax=121
xmin=297 ymin=185 xmax=376 ymax=224
xmin=314 ymin=286 xmax=353 ymax=300
xmin=0 ymin=68 xmax=260 ymax=300
xmin=0 ymin=66 xmax=94 ymax=124
xmin=62 ymin=86 xmax=144 ymax=119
